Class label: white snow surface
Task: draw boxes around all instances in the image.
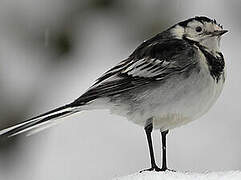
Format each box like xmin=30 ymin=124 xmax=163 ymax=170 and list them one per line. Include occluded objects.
xmin=113 ymin=171 xmax=241 ymax=180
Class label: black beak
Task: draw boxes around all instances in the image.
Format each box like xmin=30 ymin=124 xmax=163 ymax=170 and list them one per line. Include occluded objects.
xmin=211 ymin=30 xmax=228 ymax=36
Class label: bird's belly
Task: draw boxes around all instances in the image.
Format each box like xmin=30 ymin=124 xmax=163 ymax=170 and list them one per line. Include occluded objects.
xmin=151 ymin=74 xmax=225 ymax=130
xmin=122 ymin=67 xmax=225 ymax=131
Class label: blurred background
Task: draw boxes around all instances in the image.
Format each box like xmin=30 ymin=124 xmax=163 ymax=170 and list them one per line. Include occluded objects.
xmin=0 ymin=0 xmax=239 ymax=179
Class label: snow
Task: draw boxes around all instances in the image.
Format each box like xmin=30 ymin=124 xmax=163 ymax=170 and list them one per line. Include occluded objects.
xmin=113 ymin=171 xmax=241 ymax=180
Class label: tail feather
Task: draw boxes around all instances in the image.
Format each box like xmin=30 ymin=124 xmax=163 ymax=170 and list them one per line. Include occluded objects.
xmin=0 ymin=104 xmax=80 ymax=137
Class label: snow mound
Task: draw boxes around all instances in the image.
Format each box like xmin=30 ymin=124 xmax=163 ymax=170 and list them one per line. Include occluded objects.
xmin=113 ymin=171 xmax=241 ymax=180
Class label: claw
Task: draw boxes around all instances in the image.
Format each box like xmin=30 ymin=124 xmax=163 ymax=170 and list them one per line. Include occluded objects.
xmin=164 ymin=168 xmax=176 ymax=172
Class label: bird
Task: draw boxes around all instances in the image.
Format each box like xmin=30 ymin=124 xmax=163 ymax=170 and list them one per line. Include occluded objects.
xmin=0 ymin=16 xmax=227 ymax=172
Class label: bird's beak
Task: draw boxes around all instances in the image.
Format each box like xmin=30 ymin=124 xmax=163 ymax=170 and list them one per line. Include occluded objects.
xmin=211 ymin=30 xmax=228 ymax=36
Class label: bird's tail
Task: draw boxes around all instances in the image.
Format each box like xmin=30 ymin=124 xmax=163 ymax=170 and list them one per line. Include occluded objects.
xmin=0 ymin=104 xmax=80 ymax=137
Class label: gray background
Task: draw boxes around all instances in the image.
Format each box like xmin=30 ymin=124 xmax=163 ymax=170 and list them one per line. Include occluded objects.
xmin=0 ymin=0 xmax=240 ymax=180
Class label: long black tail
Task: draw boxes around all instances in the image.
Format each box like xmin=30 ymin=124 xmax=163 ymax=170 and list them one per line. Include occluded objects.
xmin=0 ymin=104 xmax=79 ymax=137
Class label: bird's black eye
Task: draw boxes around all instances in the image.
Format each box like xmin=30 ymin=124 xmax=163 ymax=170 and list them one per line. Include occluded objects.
xmin=195 ymin=26 xmax=202 ymax=32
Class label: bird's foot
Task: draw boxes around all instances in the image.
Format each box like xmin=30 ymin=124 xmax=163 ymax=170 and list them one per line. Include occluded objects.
xmin=140 ymin=165 xmax=162 ymax=173
xmin=161 ymin=168 xmax=176 ymax=172
xmin=140 ymin=166 xmax=176 ymax=173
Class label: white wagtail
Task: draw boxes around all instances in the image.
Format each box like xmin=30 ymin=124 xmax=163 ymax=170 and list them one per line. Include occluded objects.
xmin=0 ymin=16 xmax=227 ymax=172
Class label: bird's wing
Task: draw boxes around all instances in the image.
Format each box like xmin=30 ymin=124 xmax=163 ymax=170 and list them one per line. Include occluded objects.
xmin=72 ymin=39 xmax=198 ymax=105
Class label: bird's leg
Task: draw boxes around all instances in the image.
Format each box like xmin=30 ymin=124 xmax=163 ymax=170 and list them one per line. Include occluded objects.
xmin=160 ymin=130 xmax=175 ymax=172
xmin=140 ymin=122 xmax=161 ymax=172
xmin=160 ymin=130 xmax=169 ymax=171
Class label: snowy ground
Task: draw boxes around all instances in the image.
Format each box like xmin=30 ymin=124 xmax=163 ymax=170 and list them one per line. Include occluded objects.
xmin=113 ymin=171 xmax=241 ymax=180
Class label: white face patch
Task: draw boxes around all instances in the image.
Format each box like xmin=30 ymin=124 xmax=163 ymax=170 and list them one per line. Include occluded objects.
xmin=200 ymin=35 xmax=221 ymax=53
xmin=199 ymin=22 xmax=223 ymax=52
xmin=173 ymin=20 xmax=223 ymax=53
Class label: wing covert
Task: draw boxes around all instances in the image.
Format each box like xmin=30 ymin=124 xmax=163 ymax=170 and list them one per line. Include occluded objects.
xmin=72 ymin=39 xmax=198 ymax=105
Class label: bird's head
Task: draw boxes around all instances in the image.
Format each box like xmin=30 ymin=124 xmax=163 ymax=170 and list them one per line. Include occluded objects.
xmin=169 ymin=16 xmax=228 ymax=52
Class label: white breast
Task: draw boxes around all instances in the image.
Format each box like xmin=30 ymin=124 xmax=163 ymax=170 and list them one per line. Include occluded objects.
xmin=150 ymin=49 xmax=225 ymax=131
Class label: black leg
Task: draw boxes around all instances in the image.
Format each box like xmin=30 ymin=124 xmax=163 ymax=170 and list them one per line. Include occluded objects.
xmin=160 ymin=130 xmax=169 ymax=171
xmin=140 ymin=122 xmax=161 ymax=172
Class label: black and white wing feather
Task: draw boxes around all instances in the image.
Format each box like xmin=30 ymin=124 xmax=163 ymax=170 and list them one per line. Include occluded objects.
xmin=0 ymin=38 xmax=198 ymax=137
xmin=72 ymin=38 xmax=198 ymax=105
